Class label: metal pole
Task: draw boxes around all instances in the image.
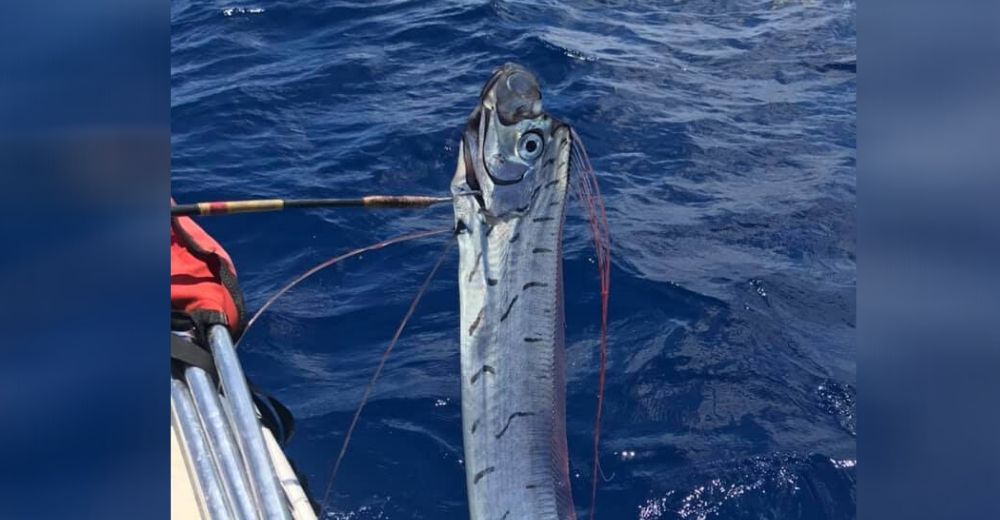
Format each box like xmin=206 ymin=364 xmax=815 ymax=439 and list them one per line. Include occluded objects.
xmin=208 ymin=325 xmax=293 ymax=520
xmin=186 ymin=367 xmax=259 ymax=520
xmin=171 ymin=378 xmax=234 ymax=520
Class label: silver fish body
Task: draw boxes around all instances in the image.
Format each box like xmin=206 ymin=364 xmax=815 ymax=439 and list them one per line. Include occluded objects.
xmin=451 ymin=64 xmax=576 ymax=520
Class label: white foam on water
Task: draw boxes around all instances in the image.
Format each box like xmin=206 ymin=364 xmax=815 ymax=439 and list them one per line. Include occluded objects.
xmin=222 ymin=7 xmax=265 ymax=17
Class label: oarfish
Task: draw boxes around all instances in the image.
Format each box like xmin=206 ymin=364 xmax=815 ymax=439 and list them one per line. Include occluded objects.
xmin=451 ymin=63 xmax=576 ymax=520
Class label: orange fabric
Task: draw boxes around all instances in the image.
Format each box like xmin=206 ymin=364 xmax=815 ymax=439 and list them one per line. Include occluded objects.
xmin=170 ymin=210 xmax=242 ymax=334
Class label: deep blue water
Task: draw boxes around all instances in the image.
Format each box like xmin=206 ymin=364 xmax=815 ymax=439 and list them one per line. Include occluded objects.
xmin=172 ymin=1 xmax=855 ymax=518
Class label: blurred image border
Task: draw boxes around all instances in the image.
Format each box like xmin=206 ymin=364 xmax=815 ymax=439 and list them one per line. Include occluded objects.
xmin=0 ymin=1 xmax=169 ymax=518
xmin=861 ymin=0 xmax=1000 ymax=519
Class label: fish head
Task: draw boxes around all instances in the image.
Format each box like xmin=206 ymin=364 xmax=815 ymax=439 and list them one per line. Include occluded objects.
xmin=452 ymin=63 xmax=569 ymax=219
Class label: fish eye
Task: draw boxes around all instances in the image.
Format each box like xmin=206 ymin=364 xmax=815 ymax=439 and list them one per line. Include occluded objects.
xmin=517 ymin=131 xmax=544 ymax=161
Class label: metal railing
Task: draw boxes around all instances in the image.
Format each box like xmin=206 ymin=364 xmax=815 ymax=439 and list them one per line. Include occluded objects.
xmin=171 ymin=325 xmax=311 ymax=520
xmin=171 ymin=379 xmax=233 ymax=519
xmin=185 ymin=366 xmax=257 ymax=520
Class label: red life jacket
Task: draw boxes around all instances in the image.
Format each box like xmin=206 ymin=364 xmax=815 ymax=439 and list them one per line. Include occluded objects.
xmin=170 ymin=202 xmax=246 ymax=339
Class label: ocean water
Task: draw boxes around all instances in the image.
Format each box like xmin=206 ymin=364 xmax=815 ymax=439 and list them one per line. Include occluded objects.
xmin=171 ymin=1 xmax=856 ymax=518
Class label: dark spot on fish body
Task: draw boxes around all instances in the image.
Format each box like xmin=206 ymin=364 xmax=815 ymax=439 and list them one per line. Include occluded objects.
xmin=499 ymin=295 xmax=518 ymax=322
xmin=471 ymin=418 xmax=481 ymax=434
xmin=468 ymin=252 xmax=482 ymax=282
xmin=525 ymin=484 xmax=538 ymax=489
xmin=544 ymin=158 xmax=554 ymax=167
xmin=500 ymin=511 xmax=510 ymax=520
xmin=487 ymin=278 xmax=498 ymax=286
xmin=533 ymin=217 xmax=555 ymax=222
xmin=532 ymin=247 xmax=552 ymax=253
xmin=524 ymin=337 xmax=543 ymax=343
xmin=495 ymin=411 xmax=535 ymax=439
xmin=473 ymin=466 xmax=495 ymax=485
xmin=522 ymin=281 xmax=548 ymax=290
xmin=530 ymin=185 xmax=542 ymax=201
xmin=544 ymin=179 xmax=560 ymax=188
xmin=470 ymin=364 xmax=496 ymax=384
xmin=468 ymin=307 xmax=485 ymax=336
xmin=509 ymin=233 xmax=520 ymax=243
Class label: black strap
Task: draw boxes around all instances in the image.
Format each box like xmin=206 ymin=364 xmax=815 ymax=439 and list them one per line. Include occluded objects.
xmin=251 ymin=384 xmax=296 ymax=445
xmin=171 ymin=334 xmax=217 ymax=382
xmin=170 ymin=331 xmax=295 ymax=445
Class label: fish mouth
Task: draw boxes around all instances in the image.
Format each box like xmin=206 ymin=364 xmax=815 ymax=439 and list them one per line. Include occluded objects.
xmin=457 ymin=63 xmax=568 ymax=218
